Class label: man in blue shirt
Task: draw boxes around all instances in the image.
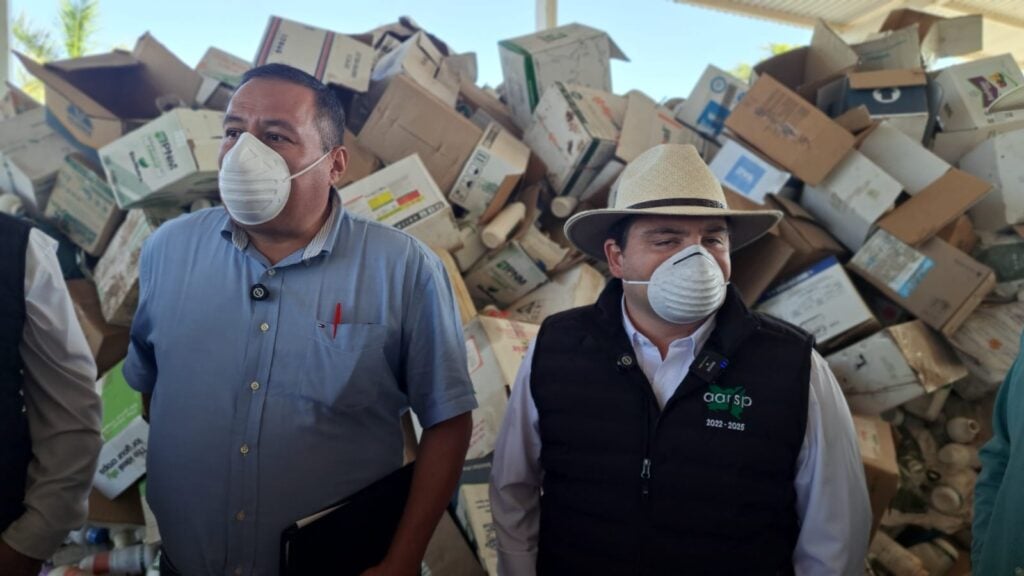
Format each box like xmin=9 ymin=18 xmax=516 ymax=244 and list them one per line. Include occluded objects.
xmin=124 ymin=64 xmax=477 ymax=575
xmin=974 ymin=329 xmax=1024 ymax=575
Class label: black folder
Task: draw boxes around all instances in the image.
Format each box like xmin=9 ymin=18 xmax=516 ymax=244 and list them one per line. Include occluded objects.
xmin=280 ymin=463 xmax=415 ymax=575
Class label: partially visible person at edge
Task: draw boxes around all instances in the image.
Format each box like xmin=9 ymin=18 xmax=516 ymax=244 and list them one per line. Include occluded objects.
xmin=973 ymin=328 xmax=1024 ymax=574
xmin=0 ymin=212 xmax=103 ymax=576
xmin=490 ymin=143 xmax=872 ymax=575
xmin=123 ymin=63 xmax=476 ymax=575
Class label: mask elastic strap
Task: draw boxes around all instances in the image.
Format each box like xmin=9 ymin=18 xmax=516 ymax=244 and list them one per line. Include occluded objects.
xmin=621 ymin=279 xmax=650 ymax=286
xmin=287 ymin=151 xmax=332 ymax=182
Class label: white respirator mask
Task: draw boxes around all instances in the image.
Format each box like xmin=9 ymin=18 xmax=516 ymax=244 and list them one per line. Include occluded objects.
xmin=218 ymin=132 xmax=330 ymax=226
xmin=622 ymin=244 xmax=728 ymax=325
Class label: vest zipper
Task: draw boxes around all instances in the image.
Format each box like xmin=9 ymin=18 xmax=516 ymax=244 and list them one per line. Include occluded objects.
xmin=640 ymin=458 xmax=652 ymax=498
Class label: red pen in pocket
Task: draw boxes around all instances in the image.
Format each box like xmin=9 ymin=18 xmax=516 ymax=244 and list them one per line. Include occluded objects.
xmin=332 ymin=302 xmax=342 ymax=340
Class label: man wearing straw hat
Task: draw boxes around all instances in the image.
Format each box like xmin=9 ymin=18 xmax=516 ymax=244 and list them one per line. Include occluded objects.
xmin=490 ymin=144 xmax=870 ymax=575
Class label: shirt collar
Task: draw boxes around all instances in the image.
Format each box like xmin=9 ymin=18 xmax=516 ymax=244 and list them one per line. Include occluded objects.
xmin=621 ymin=296 xmax=717 ymax=353
xmin=220 ymin=190 xmax=344 ymax=262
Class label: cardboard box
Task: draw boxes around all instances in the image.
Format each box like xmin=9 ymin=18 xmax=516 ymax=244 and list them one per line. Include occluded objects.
xmin=456 ymin=458 xmax=499 ymax=575
xmin=764 ymin=194 xmax=846 ymax=279
xmin=0 ymin=82 xmax=39 ymax=121
xmin=524 ymin=82 xmax=620 ymax=198
xmin=756 ymin=256 xmax=878 ymax=350
xmin=477 ymin=316 xmax=539 ymax=389
xmin=254 ymin=16 xmax=374 ymax=93
xmin=938 ymin=214 xmax=978 ymax=254
xmin=851 ymin=26 xmax=922 ymax=71
xmin=66 ymin=279 xmax=131 ymax=377
xmin=93 ymin=210 xmax=156 ymax=327
xmin=45 ymin=155 xmax=123 ymax=257
xmin=371 ymin=31 xmax=459 ymax=107
xmin=88 ymin=485 xmax=145 ymax=526
xmin=959 ymin=128 xmax=1024 ymax=231
xmin=358 ymin=75 xmax=483 ymax=193
xmin=462 ymin=318 xmax=511 ymax=460
xmin=881 ymin=9 xmax=983 ymax=62
xmin=949 ymin=302 xmax=1024 ymax=385
xmin=465 ymin=242 xmax=548 ymax=307
xmin=849 ymin=230 xmax=996 ymax=337
xmin=506 ymin=263 xmax=604 ymax=324
xmin=818 ymin=70 xmax=929 ymax=142
xmin=730 ymin=233 xmax=796 ymax=306
xmin=334 ymin=130 xmax=381 ymax=189
xmin=338 ymin=154 xmax=461 ymax=251
xmin=725 ymin=75 xmax=856 ymax=186
xmin=196 ymin=47 xmax=249 ymax=89
xmin=100 ymin=109 xmax=222 ymax=210
xmin=876 ymin=168 xmax=991 ymax=247
xmin=423 ymin=511 xmax=487 ymax=576
xmin=498 ymin=23 xmax=627 ymax=129
xmin=851 ymin=415 xmax=899 ymax=538
xmin=858 ymin=121 xmax=950 ymax=195
xmin=827 ymin=320 xmax=966 ymax=415
xmin=94 ymin=361 xmax=149 ymax=499
xmin=675 ymin=65 xmax=749 ymax=138
xmin=15 ymin=33 xmax=203 ymax=154
xmin=709 ymin=138 xmax=792 ymax=203
xmin=751 ymin=20 xmax=858 ymax=98
xmin=0 ymin=110 xmax=77 ymax=214
xmin=933 ymin=54 xmax=1024 ymax=133
xmin=449 ymin=123 xmax=530 ymax=220
xmin=619 ymin=91 xmax=707 ymax=164
xmin=799 ymin=151 xmax=902 ymax=251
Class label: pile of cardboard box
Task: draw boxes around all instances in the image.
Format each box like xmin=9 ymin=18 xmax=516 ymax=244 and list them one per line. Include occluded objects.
xmin=2 ymin=8 xmax=1022 ymax=574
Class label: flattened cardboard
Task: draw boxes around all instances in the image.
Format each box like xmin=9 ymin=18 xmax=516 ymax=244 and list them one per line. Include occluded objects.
xmin=877 ymin=168 xmax=992 ymax=246
xmin=725 ymin=75 xmax=855 ymax=186
xmin=358 ymin=75 xmax=483 ymax=193
xmin=764 ymin=194 xmax=847 ymax=279
xmin=849 ymin=230 xmax=995 ymax=337
xmin=730 ymin=233 xmax=795 ymax=306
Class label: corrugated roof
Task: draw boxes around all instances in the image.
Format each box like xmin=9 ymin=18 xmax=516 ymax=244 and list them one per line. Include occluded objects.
xmin=676 ymin=0 xmax=1024 ymax=64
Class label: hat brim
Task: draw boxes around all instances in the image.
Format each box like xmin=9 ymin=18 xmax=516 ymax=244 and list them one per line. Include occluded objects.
xmin=564 ymin=205 xmax=783 ymax=261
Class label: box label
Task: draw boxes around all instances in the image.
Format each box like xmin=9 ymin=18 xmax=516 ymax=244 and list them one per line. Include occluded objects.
xmin=853 ymin=231 xmax=935 ymax=297
xmin=724 ymin=156 xmax=766 ymax=195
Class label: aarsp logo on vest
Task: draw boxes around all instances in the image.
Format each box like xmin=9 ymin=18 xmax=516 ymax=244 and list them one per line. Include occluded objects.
xmin=703 ymin=385 xmax=752 ymax=420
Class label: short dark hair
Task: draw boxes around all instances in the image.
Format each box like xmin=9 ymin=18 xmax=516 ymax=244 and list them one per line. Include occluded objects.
xmin=238 ymin=63 xmax=346 ymax=152
xmin=608 ymin=216 xmax=635 ymax=251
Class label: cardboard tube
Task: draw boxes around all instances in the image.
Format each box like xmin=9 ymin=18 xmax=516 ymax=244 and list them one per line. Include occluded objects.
xmin=550 ymin=196 xmax=579 ymax=219
xmin=908 ymin=539 xmax=958 ymax=576
xmin=946 ymin=417 xmax=980 ymax=444
xmin=937 ymin=443 xmax=981 ymax=469
xmin=930 ymin=485 xmax=963 ymax=515
xmin=481 ymin=202 xmax=526 ymax=249
xmin=871 ymin=532 xmax=929 ymax=576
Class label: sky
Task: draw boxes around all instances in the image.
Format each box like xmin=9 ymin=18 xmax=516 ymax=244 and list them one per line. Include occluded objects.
xmin=4 ymin=0 xmax=811 ymax=101
xmin=7 ymin=0 xmax=811 ymax=102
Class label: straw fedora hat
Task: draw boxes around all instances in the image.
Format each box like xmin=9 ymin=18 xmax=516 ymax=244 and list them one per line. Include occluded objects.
xmin=564 ymin=144 xmax=782 ymax=260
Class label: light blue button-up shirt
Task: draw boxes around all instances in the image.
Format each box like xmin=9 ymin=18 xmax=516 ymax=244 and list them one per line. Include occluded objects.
xmin=124 ymin=196 xmax=477 ymax=575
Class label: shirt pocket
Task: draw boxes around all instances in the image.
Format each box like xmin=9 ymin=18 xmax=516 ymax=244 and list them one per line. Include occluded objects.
xmin=301 ymin=322 xmax=389 ymax=412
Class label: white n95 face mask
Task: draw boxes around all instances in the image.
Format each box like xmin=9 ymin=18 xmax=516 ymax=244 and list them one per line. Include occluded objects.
xmin=218 ymin=132 xmax=331 ymax=226
xmin=622 ymin=244 xmax=728 ymax=325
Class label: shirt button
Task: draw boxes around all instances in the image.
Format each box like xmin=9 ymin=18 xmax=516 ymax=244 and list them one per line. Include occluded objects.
xmin=249 ymin=381 xmax=260 ymax=392
xmin=267 ymin=268 xmax=276 ymax=277
xmin=235 ymin=510 xmax=246 ymax=521
xmin=259 ymin=322 xmax=270 ymax=332
xmin=240 ymin=444 xmax=250 ymax=455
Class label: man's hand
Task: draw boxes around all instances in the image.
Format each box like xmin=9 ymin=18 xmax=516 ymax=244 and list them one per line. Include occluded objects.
xmin=0 ymin=539 xmax=42 ymax=576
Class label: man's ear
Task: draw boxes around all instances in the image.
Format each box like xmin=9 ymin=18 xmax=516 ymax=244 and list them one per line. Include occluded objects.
xmin=329 ymin=146 xmax=349 ymax=185
xmin=605 ymin=239 xmax=625 ymax=279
